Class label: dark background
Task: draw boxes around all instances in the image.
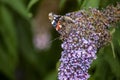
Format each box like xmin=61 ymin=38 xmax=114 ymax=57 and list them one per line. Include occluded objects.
xmin=0 ymin=0 xmax=120 ymax=80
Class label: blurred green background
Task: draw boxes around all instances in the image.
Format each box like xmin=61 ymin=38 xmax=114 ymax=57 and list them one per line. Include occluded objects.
xmin=0 ymin=0 xmax=120 ymax=80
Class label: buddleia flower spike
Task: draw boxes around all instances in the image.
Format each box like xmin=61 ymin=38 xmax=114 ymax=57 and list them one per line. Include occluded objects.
xmin=49 ymin=3 xmax=120 ymax=80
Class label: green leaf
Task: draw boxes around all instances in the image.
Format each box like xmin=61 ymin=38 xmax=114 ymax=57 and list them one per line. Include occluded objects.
xmin=0 ymin=48 xmax=14 ymax=79
xmin=3 ymin=0 xmax=28 ymax=19
xmin=81 ymin=0 xmax=100 ymax=9
xmin=77 ymin=0 xmax=83 ymax=9
xmin=110 ymin=41 xmax=116 ymax=58
xmin=59 ymin=0 xmax=66 ymax=9
xmin=115 ymin=24 xmax=120 ymax=46
xmin=27 ymin=0 xmax=39 ymax=11
xmin=0 ymin=5 xmax=18 ymax=79
xmin=44 ymin=70 xmax=57 ymax=80
xmin=104 ymin=46 xmax=120 ymax=78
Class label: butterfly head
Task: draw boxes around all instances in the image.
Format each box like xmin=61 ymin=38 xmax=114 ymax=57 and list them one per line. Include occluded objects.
xmin=48 ymin=12 xmax=62 ymax=31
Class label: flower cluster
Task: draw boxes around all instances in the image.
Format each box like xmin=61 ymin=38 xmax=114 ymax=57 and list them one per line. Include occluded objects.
xmin=58 ymin=30 xmax=98 ymax=80
xmin=49 ymin=3 xmax=120 ymax=80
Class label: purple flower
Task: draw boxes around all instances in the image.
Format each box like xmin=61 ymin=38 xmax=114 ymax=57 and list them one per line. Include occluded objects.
xmin=48 ymin=3 xmax=120 ymax=80
xmin=58 ymin=28 xmax=98 ymax=80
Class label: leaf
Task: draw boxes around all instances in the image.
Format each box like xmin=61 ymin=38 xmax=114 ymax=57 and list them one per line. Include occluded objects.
xmin=0 ymin=5 xmax=18 ymax=79
xmin=110 ymin=41 xmax=116 ymax=58
xmin=81 ymin=0 xmax=100 ymax=9
xmin=3 ymin=0 xmax=28 ymax=19
xmin=104 ymin=46 xmax=120 ymax=78
xmin=44 ymin=70 xmax=57 ymax=80
xmin=115 ymin=23 xmax=120 ymax=47
xmin=27 ymin=0 xmax=39 ymax=11
xmin=59 ymin=0 xmax=66 ymax=9
xmin=77 ymin=0 xmax=83 ymax=9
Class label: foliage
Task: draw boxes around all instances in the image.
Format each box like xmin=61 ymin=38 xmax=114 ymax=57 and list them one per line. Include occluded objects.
xmin=0 ymin=0 xmax=120 ymax=80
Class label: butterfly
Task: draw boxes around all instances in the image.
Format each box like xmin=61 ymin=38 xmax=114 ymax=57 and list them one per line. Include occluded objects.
xmin=48 ymin=12 xmax=76 ymax=41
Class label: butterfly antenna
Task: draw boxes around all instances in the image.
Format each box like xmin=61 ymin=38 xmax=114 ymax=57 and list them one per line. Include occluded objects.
xmin=49 ymin=37 xmax=60 ymax=44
